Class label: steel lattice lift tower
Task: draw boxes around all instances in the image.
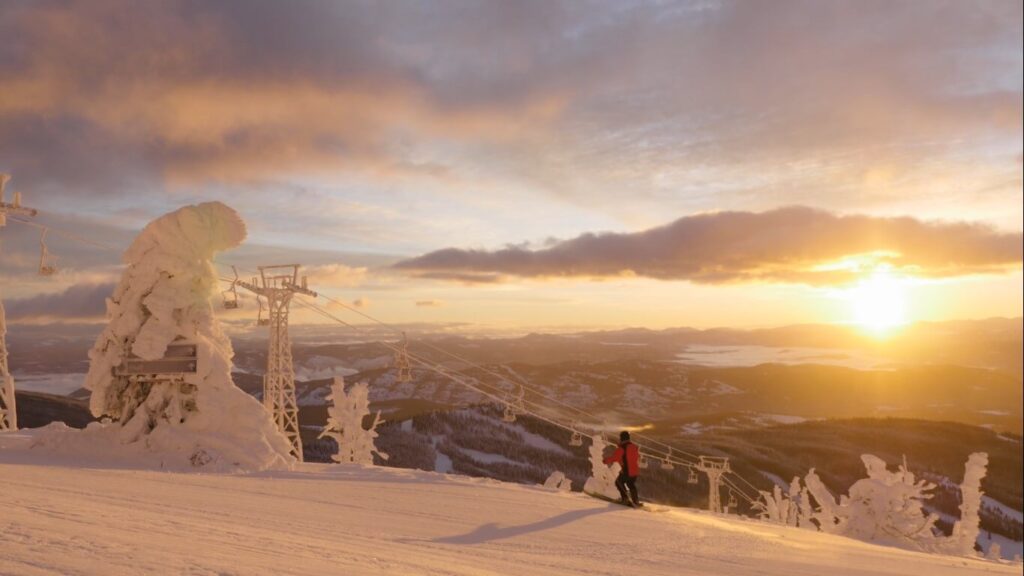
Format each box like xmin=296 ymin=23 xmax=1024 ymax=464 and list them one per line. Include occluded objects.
xmin=235 ymin=265 xmax=317 ymax=460
xmin=697 ymin=455 xmax=731 ymax=513
xmin=0 ymin=174 xmax=39 ymax=431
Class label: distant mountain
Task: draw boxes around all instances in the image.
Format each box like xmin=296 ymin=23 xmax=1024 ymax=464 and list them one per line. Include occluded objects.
xmin=260 ymin=357 xmax=1022 ymax=435
xmin=10 ymin=316 xmax=1022 ymax=379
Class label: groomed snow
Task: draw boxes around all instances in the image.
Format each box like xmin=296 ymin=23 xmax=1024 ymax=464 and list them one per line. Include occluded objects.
xmin=1 ymin=433 xmax=1018 ymax=576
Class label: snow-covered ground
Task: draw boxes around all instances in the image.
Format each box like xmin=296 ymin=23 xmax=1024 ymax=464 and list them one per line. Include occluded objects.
xmin=1 ymin=432 xmax=1017 ymax=576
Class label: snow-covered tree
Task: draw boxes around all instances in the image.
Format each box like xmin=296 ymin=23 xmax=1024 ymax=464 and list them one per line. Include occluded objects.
xmin=0 ymin=300 xmax=16 ymax=431
xmin=758 ymin=453 xmax=990 ymax=557
xmin=803 ymin=469 xmax=844 ymax=534
xmin=319 ymin=377 xmax=388 ymax=465
xmin=40 ymin=202 xmax=294 ymax=471
xmin=937 ymin=452 xmax=989 ymax=556
xmin=843 ymin=455 xmax=941 ymax=546
xmin=583 ymin=435 xmax=620 ymax=499
xmin=543 ymin=471 xmax=573 ymax=492
xmin=757 ymin=480 xmax=800 ymax=526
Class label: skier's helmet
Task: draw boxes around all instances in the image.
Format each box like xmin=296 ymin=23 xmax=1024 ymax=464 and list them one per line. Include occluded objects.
xmin=620 ymin=430 xmax=630 ymax=442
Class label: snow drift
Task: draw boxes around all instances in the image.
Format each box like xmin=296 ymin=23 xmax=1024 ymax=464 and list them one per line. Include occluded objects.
xmin=33 ymin=202 xmax=292 ymax=472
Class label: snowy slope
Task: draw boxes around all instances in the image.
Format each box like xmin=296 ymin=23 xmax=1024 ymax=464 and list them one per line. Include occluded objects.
xmin=1 ymin=434 xmax=1017 ymax=576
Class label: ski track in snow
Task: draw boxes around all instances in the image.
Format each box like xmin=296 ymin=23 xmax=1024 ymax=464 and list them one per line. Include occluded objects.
xmin=1 ymin=439 xmax=1019 ymax=576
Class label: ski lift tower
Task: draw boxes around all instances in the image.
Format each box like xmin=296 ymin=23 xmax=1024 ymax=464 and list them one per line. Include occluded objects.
xmin=697 ymin=455 xmax=731 ymax=514
xmin=235 ymin=265 xmax=317 ymax=460
xmin=0 ymin=174 xmax=39 ymax=431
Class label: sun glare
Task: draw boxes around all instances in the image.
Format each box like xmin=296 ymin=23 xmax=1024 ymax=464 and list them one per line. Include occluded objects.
xmin=848 ymin=269 xmax=908 ymax=335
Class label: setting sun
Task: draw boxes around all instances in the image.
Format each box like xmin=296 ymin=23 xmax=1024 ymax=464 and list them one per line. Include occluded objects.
xmin=848 ymin=269 xmax=908 ymax=333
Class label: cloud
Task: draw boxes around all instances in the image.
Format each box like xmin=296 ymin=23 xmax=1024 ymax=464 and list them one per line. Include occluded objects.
xmin=303 ymin=263 xmax=368 ymax=288
xmin=393 ymin=207 xmax=1023 ymax=286
xmin=415 ymin=300 xmax=444 ymax=308
xmin=0 ymin=0 xmax=566 ymax=195
xmin=5 ymin=282 xmax=114 ymax=322
xmin=0 ymin=0 xmax=1018 ymax=229
xmin=411 ymin=271 xmax=505 ymax=285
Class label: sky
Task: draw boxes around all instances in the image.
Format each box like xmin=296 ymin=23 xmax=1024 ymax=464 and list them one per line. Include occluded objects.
xmin=0 ymin=0 xmax=1021 ymax=332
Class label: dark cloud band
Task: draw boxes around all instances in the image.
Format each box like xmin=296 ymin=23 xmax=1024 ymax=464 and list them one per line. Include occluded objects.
xmin=393 ymin=207 xmax=1023 ymax=285
xmin=5 ymin=282 xmax=114 ymax=322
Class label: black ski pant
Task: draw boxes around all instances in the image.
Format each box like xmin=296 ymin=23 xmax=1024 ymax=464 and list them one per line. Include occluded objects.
xmin=615 ymin=472 xmax=639 ymax=504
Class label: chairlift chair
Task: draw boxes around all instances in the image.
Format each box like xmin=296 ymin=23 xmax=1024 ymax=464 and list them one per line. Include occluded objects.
xmin=502 ymin=403 xmax=517 ymax=423
xmin=688 ymin=468 xmax=699 ymax=484
xmin=222 ymin=286 xmax=239 ymax=310
xmin=222 ymin=267 xmax=240 ymax=309
xmin=569 ymin=430 xmax=583 ymax=447
xmin=728 ymin=492 xmax=738 ymax=509
xmin=661 ymin=448 xmax=675 ymax=470
xmin=38 ymin=228 xmax=57 ymax=276
xmin=638 ymin=453 xmax=649 ymax=469
xmin=256 ymin=298 xmax=270 ymax=326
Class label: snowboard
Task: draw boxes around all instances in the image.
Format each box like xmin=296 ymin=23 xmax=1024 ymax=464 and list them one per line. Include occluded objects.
xmin=585 ymin=492 xmax=667 ymax=512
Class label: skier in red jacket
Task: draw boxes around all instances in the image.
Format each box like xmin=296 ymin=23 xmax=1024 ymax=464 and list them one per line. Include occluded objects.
xmin=604 ymin=430 xmax=641 ymax=507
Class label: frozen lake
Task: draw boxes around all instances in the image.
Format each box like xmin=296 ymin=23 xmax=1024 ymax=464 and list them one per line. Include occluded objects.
xmin=675 ymin=345 xmax=895 ymax=370
xmin=11 ymin=372 xmax=85 ymax=396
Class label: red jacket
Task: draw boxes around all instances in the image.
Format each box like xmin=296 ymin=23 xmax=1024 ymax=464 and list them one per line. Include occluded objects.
xmin=604 ymin=441 xmax=640 ymax=477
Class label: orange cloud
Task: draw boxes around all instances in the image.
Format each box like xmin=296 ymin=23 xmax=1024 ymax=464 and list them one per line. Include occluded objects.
xmin=303 ymin=264 xmax=368 ymax=288
xmin=4 ymin=282 xmax=114 ymax=323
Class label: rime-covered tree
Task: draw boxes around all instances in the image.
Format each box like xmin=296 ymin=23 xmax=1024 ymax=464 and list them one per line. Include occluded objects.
xmin=0 ymin=300 xmax=16 ymax=431
xmin=320 ymin=377 xmax=388 ymax=465
xmin=803 ymin=469 xmax=844 ymax=534
xmin=758 ymin=481 xmax=799 ymax=527
xmin=543 ymin=470 xmax=573 ymax=492
xmin=758 ymin=453 xmax=990 ymax=557
xmin=67 ymin=202 xmax=293 ymax=471
xmin=843 ymin=455 xmax=941 ymax=546
xmin=938 ymin=452 xmax=989 ymax=556
xmin=583 ymin=435 xmax=620 ymax=498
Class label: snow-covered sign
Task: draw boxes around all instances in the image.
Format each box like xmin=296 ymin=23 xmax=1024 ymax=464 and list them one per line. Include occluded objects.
xmin=35 ymin=202 xmax=293 ymax=472
xmin=319 ymin=376 xmax=389 ymax=465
